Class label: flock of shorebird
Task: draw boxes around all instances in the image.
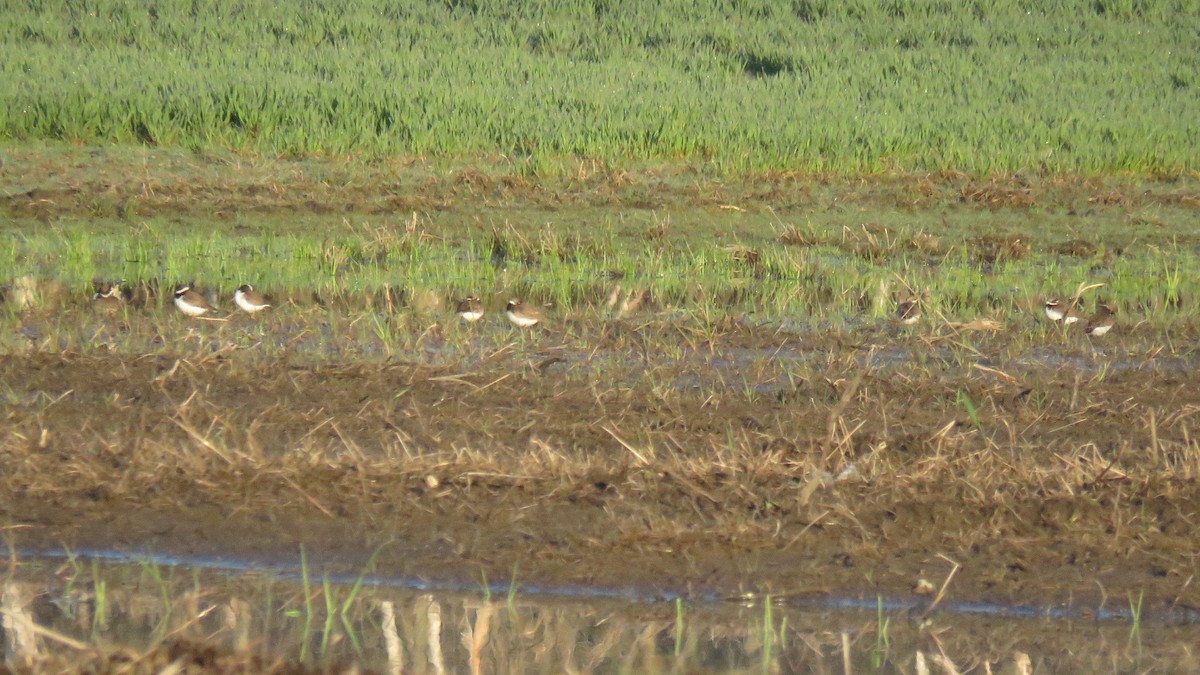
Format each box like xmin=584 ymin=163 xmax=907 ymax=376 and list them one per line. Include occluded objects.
xmin=895 ymin=295 xmax=1115 ymax=336
xmin=91 ymin=282 xmax=1116 ymax=335
xmin=453 ymin=293 xmax=543 ymax=327
xmin=1043 ymin=297 xmax=1116 ymax=336
xmin=92 ymin=283 xmax=546 ymax=327
xmin=891 ymin=295 xmax=1114 ymax=336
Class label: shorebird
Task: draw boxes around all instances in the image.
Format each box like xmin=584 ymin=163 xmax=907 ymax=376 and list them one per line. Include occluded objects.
xmin=173 ymin=286 xmax=213 ymax=317
xmin=618 ymin=288 xmax=650 ymax=318
xmin=505 ymin=299 xmax=543 ymax=328
xmin=896 ymin=298 xmax=921 ymax=325
xmin=1085 ymin=304 xmax=1116 ymax=337
xmin=1044 ymin=298 xmax=1081 ymax=325
xmin=233 ymin=284 xmax=271 ymax=314
xmin=92 ymin=284 xmax=124 ymax=314
xmin=456 ymin=294 xmax=484 ymax=322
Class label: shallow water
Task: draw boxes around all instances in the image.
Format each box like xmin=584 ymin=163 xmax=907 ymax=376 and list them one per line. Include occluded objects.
xmin=3 ymin=551 xmax=1198 ymax=673
xmin=14 ymin=304 xmax=1198 ymax=379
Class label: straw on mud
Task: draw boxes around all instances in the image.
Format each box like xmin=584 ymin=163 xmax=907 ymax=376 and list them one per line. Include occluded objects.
xmin=428 ymin=374 xmax=483 ymax=390
xmin=281 ymin=475 xmax=337 ymax=519
xmin=171 ymin=417 xmax=237 ymax=467
xmin=153 ymin=359 xmax=182 ymax=384
xmin=469 ymin=373 xmax=514 ymax=396
xmin=824 ymin=350 xmax=873 ymax=463
xmin=602 ymin=425 xmax=651 ymax=465
xmin=1081 ymin=451 xmax=1125 ymax=485
xmin=970 ymin=363 xmax=1017 ymax=384
xmin=782 ymin=511 xmax=830 ymax=547
xmin=920 ymin=555 xmax=962 ymax=620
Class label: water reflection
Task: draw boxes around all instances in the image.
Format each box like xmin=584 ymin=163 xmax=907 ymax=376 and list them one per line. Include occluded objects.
xmin=2 ymin=555 xmax=1198 ymax=673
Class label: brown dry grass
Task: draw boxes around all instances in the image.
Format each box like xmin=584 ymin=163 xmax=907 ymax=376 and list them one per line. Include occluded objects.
xmin=3 ymin=146 xmax=1200 ymax=640
xmin=4 ymin=148 xmax=1199 ymax=232
xmin=2 ymin=317 xmax=1199 ymax=612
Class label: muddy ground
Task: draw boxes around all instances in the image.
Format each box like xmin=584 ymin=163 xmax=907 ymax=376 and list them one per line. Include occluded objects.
xmin=2 ymin=150 xmax=1200 ymax=629
xmin=2 ymin=321 xmax=1199 ymax=619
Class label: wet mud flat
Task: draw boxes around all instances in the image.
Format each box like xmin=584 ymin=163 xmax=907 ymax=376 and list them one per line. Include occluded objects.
xmin=3 ymin=148 xmax=1200 ymax=669
xmin=3 ymin=316 xmax=1199 ymax=621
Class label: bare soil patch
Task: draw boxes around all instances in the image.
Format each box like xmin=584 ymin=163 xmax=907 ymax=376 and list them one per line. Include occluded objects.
xmin=3 ymin=322 xmax=1199 ymax=617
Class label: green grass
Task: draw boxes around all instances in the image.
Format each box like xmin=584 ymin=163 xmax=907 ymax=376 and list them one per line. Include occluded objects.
xmin=3 ymin=218 xmax=1198 ymax=337
xmin=2 ymin=0 xmax=1198 ymax=173
xmin=0 ymin=223 xmax=1195 ymax=362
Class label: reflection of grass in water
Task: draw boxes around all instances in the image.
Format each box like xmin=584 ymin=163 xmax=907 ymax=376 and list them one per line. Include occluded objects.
xmin=138 ymin=558 xmax=171 ymax=641
xmin=319 ymin=574 xmax=336 ymax=659
xmin=91 ymin=559 xmax=108 ymax=633
xmin=3 ymin=553 xmax=1197 ymax=672
xmin=299 ymin=544 xmax=313 ymax=663
xmin=346 ymin=546 xmax=387 ymax=658
xmin=674 ymin=597 xmax=684 ymax=657
xmin=479 ymin=569 xmax=491 ymax=602
xmin=761 ymin=594 xmax=773 ymax=671
xmin=1129 ymin=590 xmax=1144 ymax=647
xmin=873 ymin=595 xmax=891 ymax=669
xmin=506 ymin=562 xmax=520 ymax=620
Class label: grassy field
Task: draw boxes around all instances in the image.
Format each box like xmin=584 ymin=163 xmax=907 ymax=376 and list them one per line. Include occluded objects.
xmin=2 ymin=0 xmax=1198 ymax=173
xmin=4 ymin=220 xmax=1199 ymax=347
xmin=3 ymin=148 xmax=1199 ymax=343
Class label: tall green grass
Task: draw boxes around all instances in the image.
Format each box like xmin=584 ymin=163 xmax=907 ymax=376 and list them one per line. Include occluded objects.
xmin=2 ymin=0 xmax=1197 ymax=173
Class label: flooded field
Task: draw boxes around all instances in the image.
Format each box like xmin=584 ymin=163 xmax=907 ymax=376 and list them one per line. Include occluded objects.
xmin=3 ymin=148 xmax=1200 ymax=670
xmin=3 ymin=554 xmax=1197 ymax=673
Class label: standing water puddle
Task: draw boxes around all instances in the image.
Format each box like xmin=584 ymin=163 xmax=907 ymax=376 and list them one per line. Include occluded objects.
xmin=3 ymin=551 xmax=1197 ymax=673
